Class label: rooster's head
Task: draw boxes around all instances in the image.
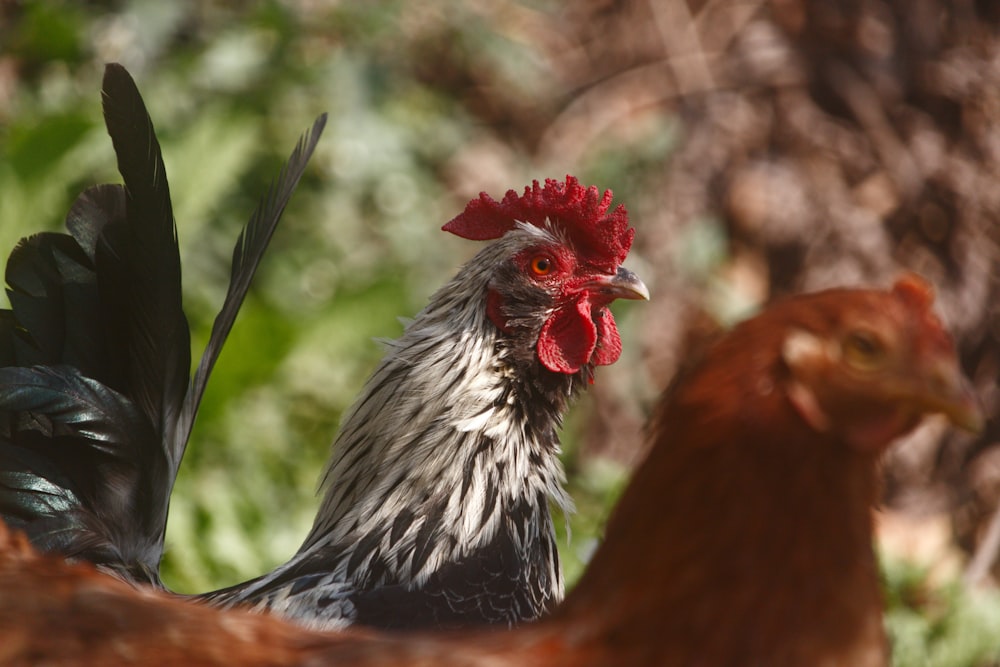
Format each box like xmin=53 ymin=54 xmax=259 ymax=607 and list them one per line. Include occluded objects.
xmin=444 ymin=176 xmax=648 ymax=375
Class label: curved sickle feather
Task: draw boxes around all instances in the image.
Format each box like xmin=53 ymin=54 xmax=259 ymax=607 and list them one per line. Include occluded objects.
xmin=172 ymin=113 xmax=328 ymax=466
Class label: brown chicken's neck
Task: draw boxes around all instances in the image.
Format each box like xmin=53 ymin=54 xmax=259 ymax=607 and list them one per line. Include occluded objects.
xmin=551 ymin=359 xmax=889 ymax=666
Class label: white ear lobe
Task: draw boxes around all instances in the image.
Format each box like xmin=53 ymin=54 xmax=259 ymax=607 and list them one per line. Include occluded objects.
xmin=782 ymin=328 xmax=834 ymax=433
xmin=781 ymin=329 xmax=827 ymax=369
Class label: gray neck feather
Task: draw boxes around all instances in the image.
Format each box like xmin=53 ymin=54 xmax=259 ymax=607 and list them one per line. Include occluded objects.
xmin=296 ymin=231 xmax=577 ymax=590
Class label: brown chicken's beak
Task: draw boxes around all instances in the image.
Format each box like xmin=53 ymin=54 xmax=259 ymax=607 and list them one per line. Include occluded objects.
xmin=590 ymin=267 xmax=650 ymax=302
xmin=917 ymin=362 xmax=984 ymax=434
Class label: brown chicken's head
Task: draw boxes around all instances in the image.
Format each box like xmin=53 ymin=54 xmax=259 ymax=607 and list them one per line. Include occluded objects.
xmin=779 ymin=273 xmax=982 ymax=452
xmin=444 ymin=176 xmax=648 ymax=375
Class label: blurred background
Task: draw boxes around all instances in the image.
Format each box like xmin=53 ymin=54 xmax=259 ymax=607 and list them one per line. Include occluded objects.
xmin=2 ymin=0 xmax=1000 ymax=664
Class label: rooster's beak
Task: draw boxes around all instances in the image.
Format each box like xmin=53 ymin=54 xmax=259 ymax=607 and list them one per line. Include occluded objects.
xmin=591 ymin=267 xmax=650 ymax=302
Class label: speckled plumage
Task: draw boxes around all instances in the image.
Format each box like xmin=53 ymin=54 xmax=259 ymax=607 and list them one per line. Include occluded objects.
xmin=204 ymin=224 xmax=605 ymax=629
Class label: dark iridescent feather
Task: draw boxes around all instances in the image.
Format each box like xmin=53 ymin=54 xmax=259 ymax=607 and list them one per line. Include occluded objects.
xmin=98 ymin=63 xmax=190 ymax=455
xmin=0 ymin=63 xmax=325 ymax=588
xmin=0 ymin=310 xmax=16 ymax=367
xmin=4 ymin=233 xmax=102 ymax=378
xmin=0 ymin=365 xmax=163 ymax=582
xmin=65 ymin=183 xmax=127 ymax=261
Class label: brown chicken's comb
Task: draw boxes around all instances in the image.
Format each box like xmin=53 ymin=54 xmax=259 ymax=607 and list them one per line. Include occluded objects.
xmin=443 ymin=176 xmax=634 ymax=273
xmin=892 ymin=272 xmax=934 ymax=310
xmin=892 ymin=272 xmax=956 ymax=359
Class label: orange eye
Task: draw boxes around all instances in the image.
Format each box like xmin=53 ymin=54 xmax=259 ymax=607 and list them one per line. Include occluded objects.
xmin=530 ymin=256 xmax=553 ymax=276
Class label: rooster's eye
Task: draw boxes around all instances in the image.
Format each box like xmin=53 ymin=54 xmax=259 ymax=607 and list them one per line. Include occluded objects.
xmin=843 ymin=330 xmax=885 ymax=369
xmin=530 ymin=256 xmax=553 ymax=276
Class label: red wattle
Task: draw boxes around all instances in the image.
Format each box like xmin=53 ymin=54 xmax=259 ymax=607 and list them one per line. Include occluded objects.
xmin=537 ymin=295 xmax=598 ymax=374
xmin=591 ymin=307 xmax=622 ymax=366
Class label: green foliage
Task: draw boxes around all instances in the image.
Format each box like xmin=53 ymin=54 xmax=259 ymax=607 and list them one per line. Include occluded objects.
xmin=884 ymin=556 xmax=1000 ymax=667
xmin=7 ymin=1 xmax=87 ymax=63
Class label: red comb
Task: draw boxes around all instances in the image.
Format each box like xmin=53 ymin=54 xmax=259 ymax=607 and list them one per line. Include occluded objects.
xmin=443 ymin=176 xmax=634 ymax=273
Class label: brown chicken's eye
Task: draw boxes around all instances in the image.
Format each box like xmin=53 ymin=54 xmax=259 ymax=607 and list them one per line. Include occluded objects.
xmin=530 ymin=255 xmax=553 ymax=276
xmin=843 ymin=330 xmax=885 ymax=369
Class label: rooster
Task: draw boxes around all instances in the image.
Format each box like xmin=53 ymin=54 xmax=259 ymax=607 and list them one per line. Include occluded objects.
xmin=200 ymin=171 xmax=648 ymax=630
xmin=0 ymin=275 xmax=981 ymax=666
xmin=0 ymin=65 xmax=649 ymax=631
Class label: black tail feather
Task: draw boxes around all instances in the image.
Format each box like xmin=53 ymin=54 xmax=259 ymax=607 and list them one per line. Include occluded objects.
xmin=0 ymin=64 xmax=198 ymax=582
xmin=0 ymin=63 xmax=325 ymax=589
xmin=65 ymin=183 xmax=127 ymax=259
xmin=98 ymin=63 xmax=190 ymax=456
xmin=4 ymin=232 xmax=103 ymax=378
xmin=0 ymin=311 xmax=16 ymax=367
xmin=0 ymin=365 xmax=164 ymax=583
xmin=175 ymin=113 xmax=328 ymax=463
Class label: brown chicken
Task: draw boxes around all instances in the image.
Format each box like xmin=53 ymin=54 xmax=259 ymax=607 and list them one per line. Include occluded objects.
xmin=0 ymin=275 xmax=981 ymax=666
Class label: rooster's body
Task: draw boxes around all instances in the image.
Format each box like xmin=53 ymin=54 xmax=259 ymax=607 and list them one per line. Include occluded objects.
xmin=0 ymin=64 xmax=648 ymax=632
xmin=207 ymin=199 xmax=648 ymax=629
